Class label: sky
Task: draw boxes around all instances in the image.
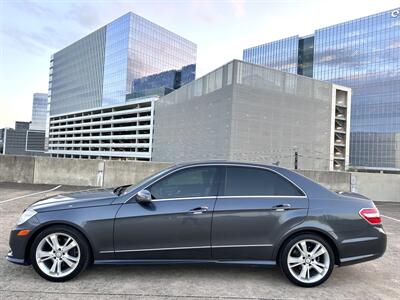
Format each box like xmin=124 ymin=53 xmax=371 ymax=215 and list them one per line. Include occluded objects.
xmin=0 ymin=0 xmax=399 ymax=128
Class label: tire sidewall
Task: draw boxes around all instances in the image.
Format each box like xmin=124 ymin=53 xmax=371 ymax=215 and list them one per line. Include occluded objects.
xmin=279 ymin=234 xmax=334 ymax=287
xmin=30 ymin=225 xmax=90 ymax=282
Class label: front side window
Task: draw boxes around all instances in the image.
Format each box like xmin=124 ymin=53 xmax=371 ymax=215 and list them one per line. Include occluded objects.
xmin=225 ymin=167 xmax=304 ymax=197
xmin=150 ymin=167 xmax=218 ymax=199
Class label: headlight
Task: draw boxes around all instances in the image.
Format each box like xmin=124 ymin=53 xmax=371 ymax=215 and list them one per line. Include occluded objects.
xmin=17 ymin=209 xmax=37 ymax=225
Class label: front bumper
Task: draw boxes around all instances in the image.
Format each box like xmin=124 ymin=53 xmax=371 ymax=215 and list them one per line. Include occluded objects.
xmin=5 ymin=216 xmax=40 ymax=266
xmin=6 ymin=250 xmax=28 ymax=265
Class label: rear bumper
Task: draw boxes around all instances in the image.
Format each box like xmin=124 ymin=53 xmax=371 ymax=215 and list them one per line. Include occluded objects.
xmin=339 ymin=226 xmax=387 ymax=266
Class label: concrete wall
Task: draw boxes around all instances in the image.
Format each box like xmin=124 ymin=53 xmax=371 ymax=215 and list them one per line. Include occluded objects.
xmin=0 ymin=155 xmax=35 ymax=183
xmin=34 ymin=156 xmax=103 ymax=187
xmin=296 ymin=170 xmax=351 ymax=192
xmin=152 ymin=60 xmax=343 ymax=171
xmin=152 ymin=63 xmax=233 ymax=163
xmin=351 ymin=172 xmax=400 ymax=202
xmin=230 ymin=61 xmax=334 ymax=171
xmin=103 ymin=160 xmax=172 ymax=187
xmin=0 ymin=155 xmax=399 ymax=201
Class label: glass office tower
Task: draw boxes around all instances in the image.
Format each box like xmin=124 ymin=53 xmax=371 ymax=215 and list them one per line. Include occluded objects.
xmin=30 ymin=93 xmax=48 ymax=131
xmin=243 ymin=36 xmax=299 ymax=73
xmin=243 ymin=8 xmax=400 ymax=170
xmin=49 ymin=12 xmax=197 ymax=115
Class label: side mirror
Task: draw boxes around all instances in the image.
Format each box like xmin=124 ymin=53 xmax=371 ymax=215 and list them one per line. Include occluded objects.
xmin=135 ymin=189 xmax=152 ymax=204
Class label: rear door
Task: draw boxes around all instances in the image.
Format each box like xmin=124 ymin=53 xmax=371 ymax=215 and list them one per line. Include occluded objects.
xmin=211 ymin=166 xmax=308 ymax=260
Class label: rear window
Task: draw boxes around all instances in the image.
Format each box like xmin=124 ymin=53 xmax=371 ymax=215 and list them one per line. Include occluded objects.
xmin=225 ymin=167 xmax=304 ymax=197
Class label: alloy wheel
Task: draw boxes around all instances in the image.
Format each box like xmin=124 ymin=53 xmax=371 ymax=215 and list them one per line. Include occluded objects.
xmin=35 ymin=232 xmax=81 ymax=278
xmin=286 ymin=239 xmax=330 ymax=284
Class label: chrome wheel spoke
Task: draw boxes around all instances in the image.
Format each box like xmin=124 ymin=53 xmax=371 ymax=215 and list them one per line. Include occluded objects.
xmin=310 ymin=244 xmax=321 ymax=257
xmin=49 ymin=234 xmax=60 ymax=250
xmin=295 ymin=244 xmax=306 ymax=256
xmin=63 ymin=254 xmax=79 ymax=267
xmin=312 ymin=247 xmax=327 ymax=259
xmin=300 ymin=265 xmax=307 ymax=278
xmin=56 ymin=260 xmax=62 ymax=275
xmin=299 ymin=241 xmax=308 ymax=256
xmin=45 ymin=237 xmax=56 ymax=250
xmin=312 ymin=263 xmax=324 ymax=274
xmin=37 ymin=250 xmax=53 ymax=262
xmin=49 ymin=259 xmax=57 ymax=273
xmin=63 ymin=237 xmax=72 ymax=248
xmin=288 ymin=256 xmax=303 ymax=268
xmin=63 ymin=240 xmax=77 ymax=252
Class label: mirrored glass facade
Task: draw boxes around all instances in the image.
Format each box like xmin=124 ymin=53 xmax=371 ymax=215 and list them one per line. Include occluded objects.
xmin=243 ymin=8 xmax=400 ymax=170
xmin=102 ymin=14 xmax=131 ymax=106
xmin=243 ymin=36 xmax=299 ymax=73
xmin=314 ymin=10 xmax=400 ymax=169
xmin=30 ymin=93 xmax=48 ymax=131
xmin=49 ymin=12 xmax=197 ymax=115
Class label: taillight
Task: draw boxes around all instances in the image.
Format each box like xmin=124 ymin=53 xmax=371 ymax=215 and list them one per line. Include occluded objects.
xmin=359 ymin=208 xmax=381 ymax=225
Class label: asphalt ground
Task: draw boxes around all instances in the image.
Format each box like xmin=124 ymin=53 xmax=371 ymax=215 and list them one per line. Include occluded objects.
xmin=0 ymin=182 xmax=399 ymax=299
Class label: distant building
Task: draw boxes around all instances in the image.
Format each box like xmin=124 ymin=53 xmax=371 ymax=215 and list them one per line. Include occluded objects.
xmin=30 ymin=93 xmax=48 ymax=131
xmin=0 ymin=121 xmax=45 ymax=156
xmin=243 ymin=8 xmax=400 ymax=170
xmin=47 ymin=60 xmax=351 ymax=170
xmin=130 ymin=64 xmax=196 ymax=99
xmin=49 ymin=12 xmax=197 ymax=116
xmin=152 ymin=60 xmax=351 ymax=171
xmin=47 ymin=96 xmax=157 ymax=160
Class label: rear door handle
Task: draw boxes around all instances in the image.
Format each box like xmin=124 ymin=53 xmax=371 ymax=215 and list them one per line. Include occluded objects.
xmin=189 ymin=206 xmax=208 ymax=214
xmin=272 ymin=204 xmax=291 ymax=211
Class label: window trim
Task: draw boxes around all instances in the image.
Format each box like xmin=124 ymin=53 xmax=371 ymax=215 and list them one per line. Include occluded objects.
xmin=222 ymin=166 xmax=307 ymax=198
xmin=144 ymin=166 xmax=221 ymax=201
xmin=125 ymin=164 xmax=307 ymax=203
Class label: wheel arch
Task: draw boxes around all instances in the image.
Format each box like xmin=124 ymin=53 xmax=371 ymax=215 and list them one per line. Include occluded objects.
xmin=274 ymin=228 xmax=340 ymax=265
xmin=24 ymin=221 xmax=94 ymax=265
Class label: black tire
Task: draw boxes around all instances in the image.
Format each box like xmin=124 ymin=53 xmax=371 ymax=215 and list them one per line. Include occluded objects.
xmin=30 ymin=225 xmax=91 ymax=282
xmin=279 ymin=233 xmax=334 ymax=287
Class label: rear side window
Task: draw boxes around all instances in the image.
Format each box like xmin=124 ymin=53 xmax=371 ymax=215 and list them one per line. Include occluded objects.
xmin=224 ymin=167 xmax=304 ymax=196
xmin=150 ymin=167 xmax=218 ymax=199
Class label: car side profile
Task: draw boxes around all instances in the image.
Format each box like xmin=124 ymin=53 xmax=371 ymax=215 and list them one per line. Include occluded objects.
xmin=7 ymin=161 xmax=386 ymax=287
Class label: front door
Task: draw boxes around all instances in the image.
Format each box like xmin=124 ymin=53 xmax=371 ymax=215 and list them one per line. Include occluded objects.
xmin=114 ymin=166 xmax=222 ymax=260
xmin=211 ymin=166 xmax=308 ymax=261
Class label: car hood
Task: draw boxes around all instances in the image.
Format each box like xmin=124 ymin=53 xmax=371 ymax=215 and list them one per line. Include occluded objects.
xmin=29 ymin=188 xmax=118 ymax=212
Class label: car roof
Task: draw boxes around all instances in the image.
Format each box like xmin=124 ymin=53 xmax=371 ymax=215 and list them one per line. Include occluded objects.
xmin=170 ymin=160 xmax=282 ymax=170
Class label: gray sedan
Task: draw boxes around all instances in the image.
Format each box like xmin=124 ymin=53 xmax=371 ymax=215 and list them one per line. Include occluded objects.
xmin=6 ymin=161 xmax=386 ymax=287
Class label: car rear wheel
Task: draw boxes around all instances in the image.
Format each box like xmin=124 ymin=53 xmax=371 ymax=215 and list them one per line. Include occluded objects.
xmin=280 ymin=234 xmax=334 ymax=287
xmin=30 ymin=225 xmax=90 ymax=282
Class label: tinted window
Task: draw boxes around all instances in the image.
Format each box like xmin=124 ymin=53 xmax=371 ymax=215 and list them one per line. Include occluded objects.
xmin=225 ymin=167 xmax=303 ymax=196
xmin=150 ymin=167 xmax=218 ymax=199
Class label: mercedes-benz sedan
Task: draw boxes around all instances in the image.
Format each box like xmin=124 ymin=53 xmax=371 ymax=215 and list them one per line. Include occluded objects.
xmin=7 ymin=162 xmax=386 ymax=287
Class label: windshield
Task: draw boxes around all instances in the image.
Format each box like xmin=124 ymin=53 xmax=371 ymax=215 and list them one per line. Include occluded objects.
xmin=121 ymin=166 xmax=174 ymax=196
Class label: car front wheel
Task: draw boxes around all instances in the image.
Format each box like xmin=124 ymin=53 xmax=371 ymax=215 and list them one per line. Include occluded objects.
xmin=280 ymin=234 xmax=334 ymax=287
xmin=30 ymin=225 xmax=90 ymax=282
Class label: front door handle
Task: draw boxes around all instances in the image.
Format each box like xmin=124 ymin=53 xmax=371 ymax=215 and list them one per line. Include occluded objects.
xmin=189 ymin=206 xmax=208 ymax=214
xmin=272 ymin=204 xmax=291 ymax=211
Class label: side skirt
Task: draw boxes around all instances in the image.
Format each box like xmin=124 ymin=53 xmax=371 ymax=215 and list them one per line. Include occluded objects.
xmin=94 ymin=259 xmax=276 ymax=267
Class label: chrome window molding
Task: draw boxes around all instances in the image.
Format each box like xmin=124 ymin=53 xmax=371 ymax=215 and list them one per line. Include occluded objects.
xmin=125 ymin=163 xmax=308 ymax=204
xmin=148 ymin=195 xmax=306 ymax=202
xmin=217 ymin=195 xmax=307 ymax=199
xmin=151 ymin=196 xmax=216 ymax=202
